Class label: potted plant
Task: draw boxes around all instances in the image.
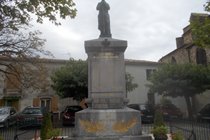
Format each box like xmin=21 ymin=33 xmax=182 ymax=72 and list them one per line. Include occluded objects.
xmin=152 ymin=110 xmax=168 ymax=140
xmin=152 ymin=125 xmax=168 ymax=140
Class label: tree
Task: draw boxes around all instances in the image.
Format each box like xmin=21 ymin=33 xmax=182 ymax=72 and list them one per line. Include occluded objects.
xmin=0 ymin=0 xmax=76 ymax=31
xmin=190 ymin=2 xmax=210 ymax=48
xmin=0 ymin=28 xmax=53 ymax=90
xmin=51 ymin=59 xmax=88 ymax=101
xmin=51 ymin=59 xmax=138 ymax=101
xmin=205 ymin=1 xmax=210 ymax=12
xmin=0 ymin=21 xmax=54 ymax=90
xmin=0 ymin=0 xmax=76 ymax=89
xmin=147 ymin=64 xmax=210 ymax=118
xmin=125 ymin=72 xmax=138 ymax=93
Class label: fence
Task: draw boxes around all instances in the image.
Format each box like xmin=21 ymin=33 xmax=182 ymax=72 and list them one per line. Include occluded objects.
xmin=169 ymin=119 xmax=210 ymax=140
xmin=0 ymin=117 xmax=210 ymax=140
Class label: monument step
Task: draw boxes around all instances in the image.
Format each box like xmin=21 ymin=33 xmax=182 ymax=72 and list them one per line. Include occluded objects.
xmin=65 ymin=134 xmax=152 ymax=140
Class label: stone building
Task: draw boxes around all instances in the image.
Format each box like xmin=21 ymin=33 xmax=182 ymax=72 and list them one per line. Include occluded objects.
xmin=159 ymin=13 xmax=210 ymax=65
xmin=0 ymin=57 xmax=158 ymax=113
xmin=159 ymin=13 xmax=210 ymax=113
xmin=0 ymin=58 xmax=69 ymax=113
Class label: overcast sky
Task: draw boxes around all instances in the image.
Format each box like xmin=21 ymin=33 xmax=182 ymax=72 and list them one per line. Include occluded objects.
xmin=34 ymin=0 xmax=207 ymax=62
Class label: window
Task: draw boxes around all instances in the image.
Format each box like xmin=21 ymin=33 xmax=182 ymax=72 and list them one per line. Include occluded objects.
xmin=146 ymin=69 xmax=156 ymax=80
xmin=147 ymin=92 xmax=155 ymax=106
xmin=40 ymin=98 xmax=51 ymax=112
xmin=196 ymin=48 xmax=207 ymax=66
xmin=5 ymin=100 xmax=12 ymax=106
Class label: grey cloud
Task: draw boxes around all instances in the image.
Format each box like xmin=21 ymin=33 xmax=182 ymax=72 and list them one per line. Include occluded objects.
xmin=35 ymin=0 xmax=206 ymax=61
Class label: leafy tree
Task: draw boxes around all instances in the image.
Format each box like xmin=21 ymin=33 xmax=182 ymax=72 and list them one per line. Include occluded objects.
xmin=51 ymin=59 xmax=138 ymax=101
xmin=126 ymin=72 xmax=138 ymax=93
xmin=190 ymin=2 xmax=210 ymax=48
xmin=205 ymin=2 xmax=210 ymax=12
xmin=51 ymin=59 xmax=88 ymax=101
xmin=147 ymin=64 xmax=210 ymax=118
xmin=0 ymin=0 xmax=76 ymax=31
xmin=0 ymin=0 xmax=76 ymax=89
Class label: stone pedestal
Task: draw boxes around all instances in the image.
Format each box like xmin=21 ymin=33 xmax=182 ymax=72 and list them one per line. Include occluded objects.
xmin=75 ymin=108 xmax=153 ymax=140
xmin=76 ymin=108 xmax=141 ymax=137
xmin=85 ymin=38 xmax=128 ymax=109
xmin=74 ymin=38 xmax=152 ymax=140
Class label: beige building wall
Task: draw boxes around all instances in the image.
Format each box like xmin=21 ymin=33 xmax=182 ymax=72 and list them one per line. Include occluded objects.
xmin=125 ymin=60 xmax=158 ymax=104
xmin=0 ymin=58 xmax=160 ymax=112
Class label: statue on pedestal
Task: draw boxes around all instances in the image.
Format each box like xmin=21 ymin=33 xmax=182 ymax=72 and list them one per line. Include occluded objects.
xmin=97 ymin=0 xmax=112 ymax=38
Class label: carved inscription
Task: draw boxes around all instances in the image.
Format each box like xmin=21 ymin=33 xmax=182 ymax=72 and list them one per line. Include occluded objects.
xmin=93 ymin=52 xmax=119 ymax=59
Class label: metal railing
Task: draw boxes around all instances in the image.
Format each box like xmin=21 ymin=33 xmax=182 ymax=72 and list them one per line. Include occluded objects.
xmin=0 ymin=116 xmax=210 ymax=140
xmin=169 ymin=118 xmax=210 ymax=140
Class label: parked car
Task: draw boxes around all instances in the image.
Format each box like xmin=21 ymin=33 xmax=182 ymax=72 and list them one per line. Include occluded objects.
xmin=157 ymin=104 xmax=183 ymax=120
xmin=196 ymin=104 xmax=210 ymax=122
xmin=16 ymin=106 xmax=44 ymax=128
xmin=62 ymin=105 xmax=83 ymax=126
xmin=127 ymin=104 xmax=154 ymax=123
xmin=0 ymin=106 xmax=17 ymax=128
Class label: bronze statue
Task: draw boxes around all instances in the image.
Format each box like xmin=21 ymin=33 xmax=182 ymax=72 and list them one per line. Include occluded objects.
xmin=97 ymin=0 xmax=112 ymax=38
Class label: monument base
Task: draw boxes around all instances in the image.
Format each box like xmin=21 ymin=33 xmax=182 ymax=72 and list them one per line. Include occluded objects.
xmin=66 ymin=135 xmax=152 ymax=140
xmin=73 ymin=108 xmax=152 ymax=140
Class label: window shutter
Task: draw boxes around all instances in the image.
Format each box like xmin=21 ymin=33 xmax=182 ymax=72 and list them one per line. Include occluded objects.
xmin=33 ymin=98 xmax=40 ymax=107
xmin=51 ymin=96 xmax=58 ymax=112
xmin=0 ymin=99 xmax=4 ymax=106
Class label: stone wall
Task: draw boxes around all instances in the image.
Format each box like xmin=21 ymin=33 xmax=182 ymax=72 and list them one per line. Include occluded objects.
xmin=159 ymin=46 xmax=190 ymax=64
xmin=159 ymin=13 xmax=210 ymax=114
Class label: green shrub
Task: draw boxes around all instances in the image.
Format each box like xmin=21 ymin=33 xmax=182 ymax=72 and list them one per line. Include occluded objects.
xmin=46 ymin=128 xmax=61 ymax=139
xmin=172 ymin=131 xmax=184 ymax=140
xmin=40 ymin=113 xmax=53 ymax=140
xmin=40 ymin=112 xmax=61 ymax=140
xmin=154 ymin=110 xmax=165 ymax=128
xmin=152 ymin=125 xmax=167 ymax=135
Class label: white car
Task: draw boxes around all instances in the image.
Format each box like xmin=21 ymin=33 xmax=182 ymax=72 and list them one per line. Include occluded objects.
xmin=0 ymin=106 xmax=17 ymax=128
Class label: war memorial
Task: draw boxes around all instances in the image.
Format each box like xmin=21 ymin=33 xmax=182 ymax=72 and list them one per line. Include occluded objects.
xmin=74 ymin=0 xmax=152 ymax=139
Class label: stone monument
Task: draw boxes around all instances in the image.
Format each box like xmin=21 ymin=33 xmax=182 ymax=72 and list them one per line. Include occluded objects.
xmin=75 ymin=1 xmax=152 ymax=139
